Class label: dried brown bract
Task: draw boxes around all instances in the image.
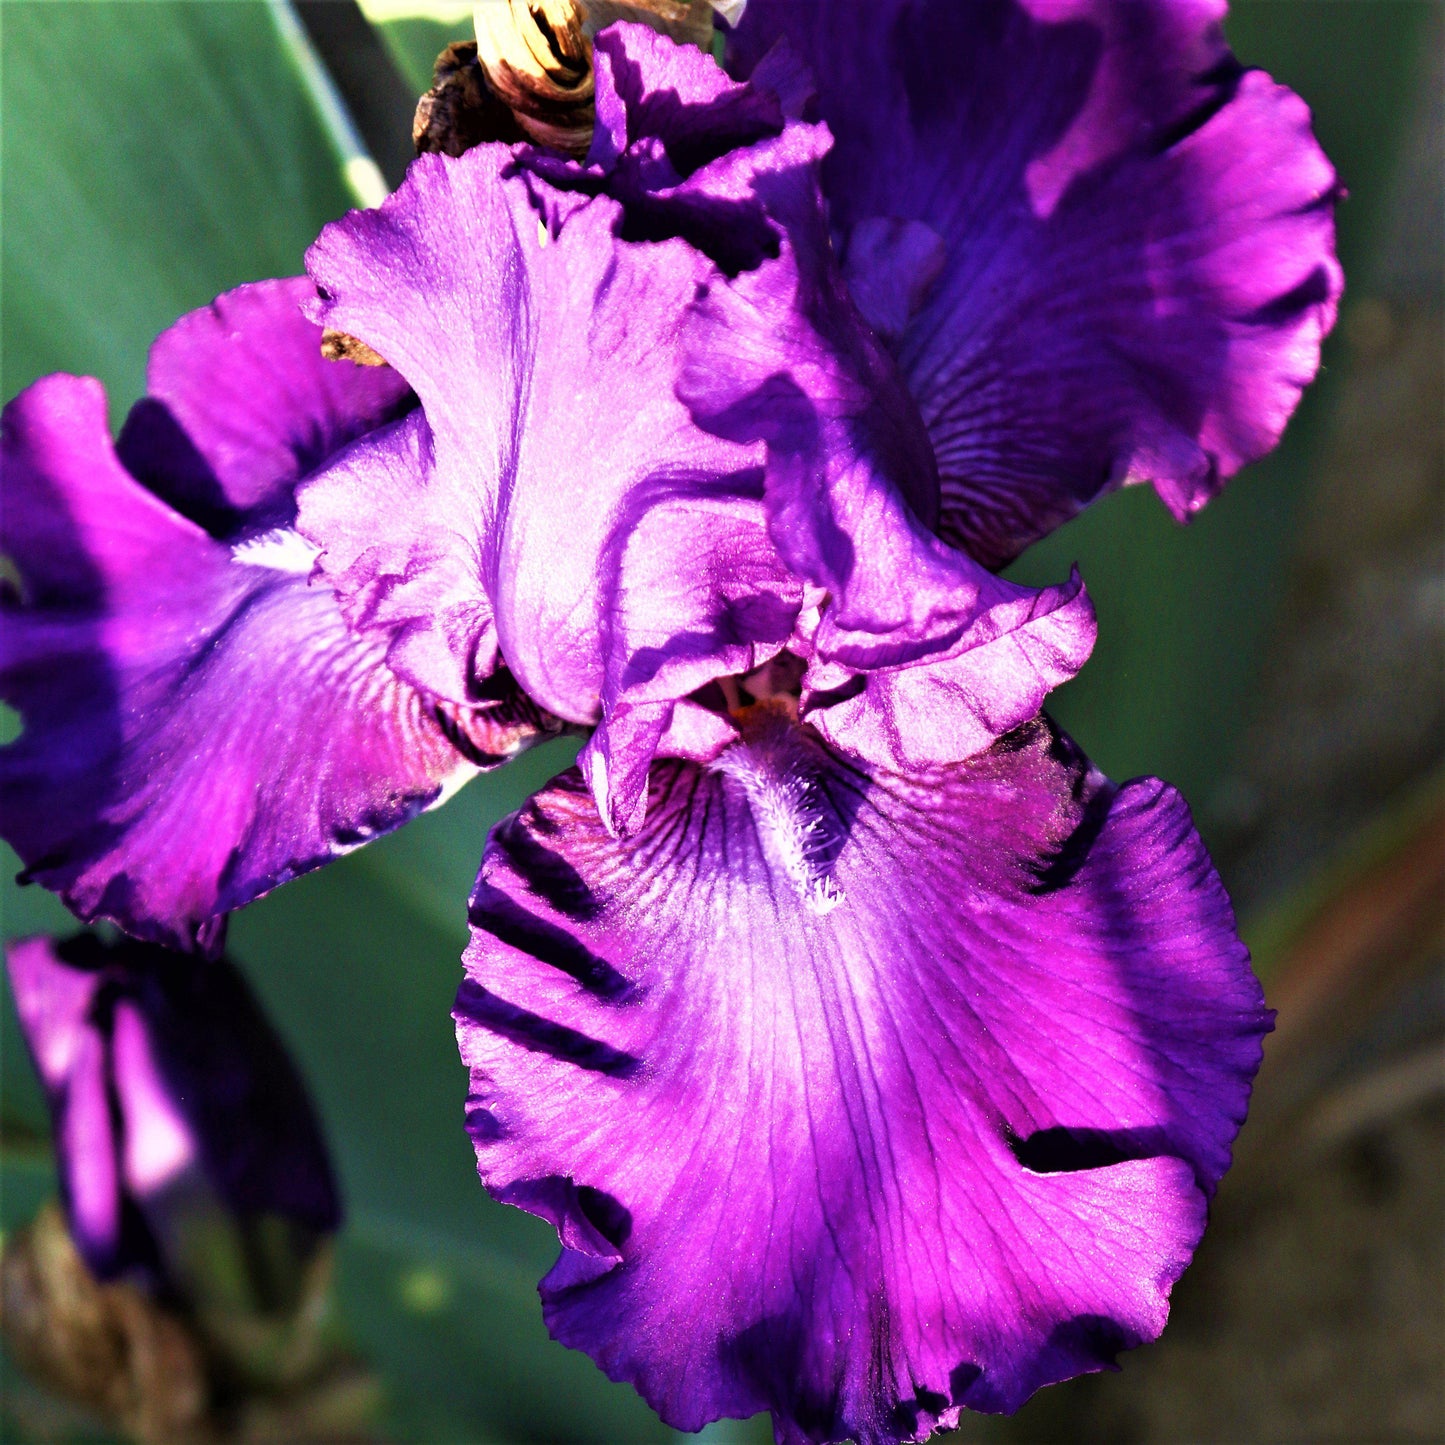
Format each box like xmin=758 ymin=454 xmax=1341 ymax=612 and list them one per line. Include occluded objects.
xmin=414 ymin=0 xmax=717 ymax=161
xmin=319 ymin=329 xmax=389 ymax=368
xmin=1 ymin=1204 xmax=211 ymax=1445
xmin=412 ymin=39 xmax=526 ymax=156
xmin=472 ymin=0 xmax=594 ymax=155
xmin=1 ymin=1205 xmax=381 ymax=1444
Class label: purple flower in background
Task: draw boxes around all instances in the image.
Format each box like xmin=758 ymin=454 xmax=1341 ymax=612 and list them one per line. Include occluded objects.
xmin=5 ymin=932 xmax=339 ymax=1292
xmin=0 ymin=280 xmax=562 ymax=953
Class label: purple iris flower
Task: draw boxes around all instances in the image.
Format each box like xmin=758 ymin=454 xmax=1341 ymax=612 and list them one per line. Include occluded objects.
xmin=0 ymin=279 xmax=562 ymax=953
xmin=0 ymin=1 xmax=1339 ymax=1440
xmin=290 ymin=6 xmax=1325 ymax=1439
xmin=5 ymin=932 xmax=339 ymax=1293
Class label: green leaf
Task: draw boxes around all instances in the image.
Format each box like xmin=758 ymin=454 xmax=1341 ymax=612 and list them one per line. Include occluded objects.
xmin=371 ymin=12 xmax=476 ymax=95
xmin=1 ymin=1 xmax=358 ymax=419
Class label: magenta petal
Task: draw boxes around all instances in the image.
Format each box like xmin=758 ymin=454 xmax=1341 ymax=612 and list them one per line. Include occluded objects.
xmin=589 ymin=21 xmax=783 ymax=174
xmin=728 ymin=0 xmax=1342 ymax=565
xmin=303 ymin=147 xmax=766 ymax=732
xmin=0 ymin=375 xmax=482 ymax=951
xmin=116 ymin=277 xmax=412 ymax=536
xmin=7 ymin=934 xmax=339 ymax=1283
xmin=297 ymin=408 xmax=503 ymax=706
xmin=457 ymin=715 xmax=1269 ymax=1441
xmin=681 ymin=214 xmax=1096 ymax=768
xmin=523 ymin=23 xmax=831 ymax=274
xmin=579 ymin=471 xmax=802 ymax=831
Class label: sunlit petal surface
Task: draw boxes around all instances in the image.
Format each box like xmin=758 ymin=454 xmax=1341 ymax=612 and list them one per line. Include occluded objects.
xmin=457 ymin=713 xmax=1271 ymax=1443
xmin=0 ymin=283 xmax=544 ymax=951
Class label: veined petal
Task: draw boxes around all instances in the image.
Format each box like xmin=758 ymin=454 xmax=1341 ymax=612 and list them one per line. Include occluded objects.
xmin=302 ymin=145 xmax=771 ymax=731
xmin=456 ymin=713 xmax=1270 ymax=1442
xmin=578 ymin=468 xmax=802 ymax=831
xmin=521 ymin=23 xmax=831 ymax=274
xmin=0 ymin=374 xmax=513 ymax=952
xmin=681 ymin=209 xmax=1097 ymax=769
xmin=116 ymin=277 xmax=413 ymax=537
xmin=727 ymin=0 xmax=1342 ymax=566
xmin=589 ymin=20 xmax=784 ymax=174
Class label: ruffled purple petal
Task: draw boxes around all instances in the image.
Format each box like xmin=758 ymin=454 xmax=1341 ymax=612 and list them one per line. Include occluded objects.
xmin=116 ymin=277 xmax=413 ymax=538
xmin=456 ymin=712 xmax=1269 ymax=1441
xmin=728 ymin=0 xmax=1342 ymax=566
xmin=6 ymin=934 xmax=339 ymax=1282
xmin=681 ymin=205 xmax=1097 ymax=770
xmin=576 ymin=467 xmax=803 ymax=833
xmin=522 ymin=23 xmax=831 ymax=273
xmin=295 ymin=407 xmax=500 ymax=707
xmin=0 ymin=374 xmax=498 ymax=952
xmin=301 ymin=145 xmax=770 ymax=732
xmin=589 ymin=21 xmax=783 ymax=173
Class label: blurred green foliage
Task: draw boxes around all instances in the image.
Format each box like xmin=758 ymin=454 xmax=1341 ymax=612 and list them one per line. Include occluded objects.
xmin=0 ymin=3 xmax=1431 ymax=1443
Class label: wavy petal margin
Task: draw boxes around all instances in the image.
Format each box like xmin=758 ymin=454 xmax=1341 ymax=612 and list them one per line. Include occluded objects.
xmin=728 ymin=0 xmax=1342 ymax=566
xmin=456 ymin=714 xmax=1270 ymax=1442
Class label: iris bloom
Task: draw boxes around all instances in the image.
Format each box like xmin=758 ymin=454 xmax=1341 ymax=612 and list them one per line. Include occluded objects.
xmin=5 ymin=932 xmax=339 ymax=1297
xmin=0 ymin=2 xmax=1339 ymax=1441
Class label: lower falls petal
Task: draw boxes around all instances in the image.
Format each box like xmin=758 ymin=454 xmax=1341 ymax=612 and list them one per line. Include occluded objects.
xmin=0 ymin=373 xmax=535 ymax=952
xmin=455 ymin=712 xmax=1271 ymax=1443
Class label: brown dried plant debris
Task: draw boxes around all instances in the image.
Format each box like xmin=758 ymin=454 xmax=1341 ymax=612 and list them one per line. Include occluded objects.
xmin=319 ymin=329 xmax=389 ymax=368
xmin=415 ymin=0 xmax=715 ymax=161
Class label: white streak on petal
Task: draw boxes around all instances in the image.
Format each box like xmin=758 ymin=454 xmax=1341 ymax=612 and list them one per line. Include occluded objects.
xmin=112 ymin=1002 xmax=197 ymax=1194
xmin=231 ymin=527 xmax=321 ymax=574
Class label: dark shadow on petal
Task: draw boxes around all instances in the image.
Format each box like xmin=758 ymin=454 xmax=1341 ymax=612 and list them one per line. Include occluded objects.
xmin=1043 ymin=1312 xmax=1133 ymax=1371
xmin=890 ymin=0 xmax=1094 ymax=136
xmin=799 ymin=673 xmax=867 ymax=715
xmin=596 ymin=33 xmax=784 ymax=178
xmin=888 ymin=1383 xmax=951 ymax=1439
xmin=1028 ymin=786 xmax=1113 ymax=894
xmin=616 ymin=192 xmax=782 ymax=276
xmin=949 ymin=1361 xmax=984 ymax=1403
xmin=464 ymin=1103 xmax=505 ymax=1142
xmin=502 ymin=1175 xmax=630 ymax=1292
xmin=469 ymin=886 xmax=634 ymax=1001
xmin=488 ymin=812 xmax=603 ymax=923
xmin=1008 ymin=1124 xmax=1174 ymax=1174
xmin=1243 ymin=262 xmax=1337 ymax=326
xmin=576 ymin=1183 xmax=632 ymax=1249
xmin=1148 ymin=56 xmax=1245 ymax=156
xmin=954 ymin=1316 xmax=1133 ymax=1415
xmin=454 ymin=978 xmax=641 ymax=1078
xmin=721 ymin=1313 xmax=842 ymax=1444
xmin=117 ymin=398 xmax=249 ymax=539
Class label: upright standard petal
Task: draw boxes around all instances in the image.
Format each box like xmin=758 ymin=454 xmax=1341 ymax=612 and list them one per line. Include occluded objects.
xmin=301 ymin=145 xmax=781 ymax=731
xmin=456 ymin=710 xmax=1271 ymax=1442
xmin=0 ymin=371 xmax=518 ymax=952
xmin=680 ymin=201 xmax=1097 ymax=773
xmin=521 ymin=22 xmax=828 ymax=273
xmin=728 ymin=0 xmax=1342 ymax=566
xmin=6 ymin=933 xmax=339 ymax=1285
